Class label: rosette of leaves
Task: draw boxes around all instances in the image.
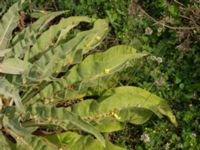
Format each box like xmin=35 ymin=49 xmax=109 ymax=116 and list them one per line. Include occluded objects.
xmin=0 ymin=1 xmax=177 ymax=150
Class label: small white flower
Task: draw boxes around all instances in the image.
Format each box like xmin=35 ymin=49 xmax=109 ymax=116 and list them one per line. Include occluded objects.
xmin=156 ymin=57 xmax=163 ymax=63
xmin=155 ymin=78 xmax=164 ymax=86
xmin=150 ymin=55 xmax=157 ymax=61
xmin=165 ymin=143 xmax=170 ymax=150
xmin=191 ymin=132 xmax=197 ymax=138
xmin=140 ymin=133 xmax=150 ymax=142
xmin=157 ymin=27 xmax=164 ymax=33
xmin=145 ymin=27 xmax=153 ymax=35
xmin=149 ymin=55 xmax=163 ymax=63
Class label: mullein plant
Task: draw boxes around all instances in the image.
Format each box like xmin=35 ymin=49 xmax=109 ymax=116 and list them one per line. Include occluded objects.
xmin=0 ymin=0 xmax=177 ymax=149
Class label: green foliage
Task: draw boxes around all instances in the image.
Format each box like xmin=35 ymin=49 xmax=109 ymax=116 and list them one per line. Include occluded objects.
xmin=11 ymin=11 xmax=66 ymax=58
xmin=28 ymin=0 xmax=131 ymax=40
xmin=50 ymin=0 xmax=200 ymax=149
xmin=0 ymin=0 xmax=25 ymax=50
xmin=0 ymin=1 xmax=177 ymax=150
xmin=0 ymin=0 xmax=18 ymax=17
xmin=109 ymin=0 xmax=200 ymax=149
xmin=46 ymin=132 xmax=125 ymax=150
xmin=0 ymin=78 xmax=24 ymax=112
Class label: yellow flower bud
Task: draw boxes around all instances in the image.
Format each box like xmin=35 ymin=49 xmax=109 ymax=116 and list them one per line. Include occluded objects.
xmin=85 ymin=44 xmax=91 ymax=48
xmin=33 ymin=115 xmax=38 ymax=119
xmin=95 ymin=35 xmax=101 ymax=40
xmin=113 ymin=114 xmax=121 ymax=120
xmin=47 ymin=117 xmax=52 ymax=122
xmin=104 ymin=68 xmax=110 ymax=74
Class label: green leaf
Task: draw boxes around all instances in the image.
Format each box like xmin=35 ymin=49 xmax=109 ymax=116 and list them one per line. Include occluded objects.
xmin=3 ymin=115 xmax=33 ymax=136
xmin=64 ymin=45 xmax=141 ymax=85
xmin=58 ymin=45 xmax=145 ymax=96
xmin=68 ymin=86 xmax=177 ymax=127
xmin=10 ymin=11 xmax=66 ymax=58
xmin=30 ymin=11 xmax=52 ymax=19
xmin=0 ymin=0 xmax=25 ymax=50
xmin=25 ymin=19 xmax=108 ymax=81
xmin=0 ymin=1 xmax=7 ymax=17
xmin=118 ymin=107 xmax=153 ymax=125
xmin=0 ymin=58 xmax=31 ymax=74
xmin=99 ymin=86 xmax=177 ymax=126
xmin=27 ymin=104 xmax=105 ymax=146
xmin=69 ymin=99 xmax=151 ymax=131
xmin=25 ymin=16 xmax=92 ymax=60
xmin=0 ymin=48 xmax=11 ymax=57
xmin=0 ymin=132 xmax=11 ymax=150
xmin=0 ymin=78 xmax=24 ymax=112
xmin=45 ymin=132 xmax=125 ymax=150
xmin=16 ymin=135 xmax=56 ymax=150
xmin=27 ymin=45 xmax=144 ymax=104
xmin=94 ymin=117 xmax=124 ymax=132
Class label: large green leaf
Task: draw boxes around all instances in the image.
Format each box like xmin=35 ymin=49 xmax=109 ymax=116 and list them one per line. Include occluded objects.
xmin=99 ymin=86 xmax=177 ymax=126
xmin=69 ymin=99 xmax=152 ymax=132
xmin=59 ymin=45 xmax=145 ymax=97
xmin=0 ymin=0 xmax=25 ymax=50
xmin=68 ymin=85 xmax=177 ymax=128
xmin=64 ymin=45 xmax=143 ymax=85
xmin=27 ymin=104 xmax=105 ymax=146
xmin=45 ymin=132 xmax=125 ymax=150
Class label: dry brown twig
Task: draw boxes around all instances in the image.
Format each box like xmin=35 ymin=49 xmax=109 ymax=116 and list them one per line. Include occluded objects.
xmin=139 ymin=6 xmax=198 ymax=30
xmin=129 ymin=0 xmax=200 ymax=30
